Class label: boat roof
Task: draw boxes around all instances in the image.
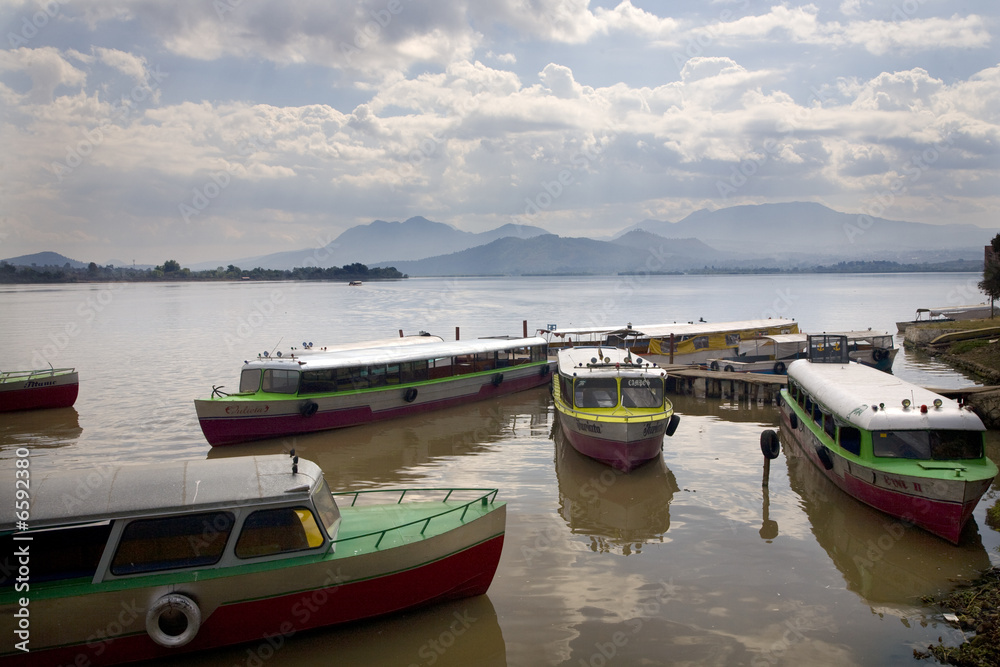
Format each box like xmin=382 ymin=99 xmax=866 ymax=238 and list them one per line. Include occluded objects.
xmin=281 ymin=334 xmax=443 ymax=355
xmin=557 ymin=347 xmax=665 ymax=378
xmin=787 ymin=359 xmax=985 ymax=432
xmin=0 ymin=455 xmax=324 ymax=531
xmin=918 ymin=305 xmax=989 ymax=315
xmin=243 ymin=336 xmax=548 ymax=371
xmin=545 ymin=319 xmax=797 ymax=339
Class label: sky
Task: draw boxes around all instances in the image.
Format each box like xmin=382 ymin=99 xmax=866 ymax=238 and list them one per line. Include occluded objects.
xmin=1 ymin=0 xmax=998 ymax=266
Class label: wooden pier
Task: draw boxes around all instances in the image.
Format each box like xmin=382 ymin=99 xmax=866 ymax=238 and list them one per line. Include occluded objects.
xmin=663 ymin=366 xmax=786 ymax=402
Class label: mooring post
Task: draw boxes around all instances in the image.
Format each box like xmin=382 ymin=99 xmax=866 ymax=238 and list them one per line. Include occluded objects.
xmin=455 ymin=326 xmax=460 ymax=340
xmin=523 ymin=320 xmax=528 ymax=338
xmin=669 ymin=333 xmax=675 ymax=364
xmin=762 ymin=456 xmax=771 ymax=487
xmin=398 ymin=329 xmax=403 ymax=337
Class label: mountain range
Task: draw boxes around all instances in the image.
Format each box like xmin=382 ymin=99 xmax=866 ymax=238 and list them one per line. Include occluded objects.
xmin=4 ymin=203 xmax=992 ymax=276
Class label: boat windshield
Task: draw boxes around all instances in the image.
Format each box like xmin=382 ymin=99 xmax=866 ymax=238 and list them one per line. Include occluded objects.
xmin=262 ymin=369 xmax=300 ymax=394
xmin=872 ymin=430 xmax=983 ymax=460
xmin=240 ymin=369 xmax=261 ymax=392
xmin=574 ymin=377 xmax=619 ymax=409
xmin=621 ymin=377 xmax=664 ymax=408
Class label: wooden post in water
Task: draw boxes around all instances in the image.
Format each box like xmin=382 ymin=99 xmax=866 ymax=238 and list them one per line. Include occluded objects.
xmin=669 ymin=333 xmax=675 ymax=364
xmin=398 ymin=329 xmax=403 ymax=337
xmin=762 ymin=456 xmax=771 ymax=487
xmin=523 ymin=320 xmax=528 ymax=338
xmin=455 ymin=326 xmax=460 ymax=340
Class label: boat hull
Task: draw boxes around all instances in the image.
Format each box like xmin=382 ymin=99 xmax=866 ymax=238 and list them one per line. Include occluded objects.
xmin=779 ymin=402 xmax=989 ymax=544
xmin=0 ymin=506 xmax=505 ymax=666
xmin=196 ymin=363 xmax=553 ymax=446
xmin=0 ymin=371 xmax=78 ymax=412
xmin=555 ymin=409 xmax=667 ymax=472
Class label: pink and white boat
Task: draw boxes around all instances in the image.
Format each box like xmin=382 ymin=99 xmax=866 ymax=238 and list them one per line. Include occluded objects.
xmin=552 ymin=347 xmax=679 ymax=471
xmin=0 ymin=367 xmax=78 ymax=412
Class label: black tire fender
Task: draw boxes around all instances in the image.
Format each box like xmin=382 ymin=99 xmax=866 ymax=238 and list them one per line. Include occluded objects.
xmin=492 ymin=373 xmax=504 ymax=387
xmin=760 ymin=430 xmax=780 ymax=459
xmin=789 ymin=412 xmax=799 ymax=430
xmin=665 ymin=413 xmax=680 ymax=437
xmin=300 ymin=401 xmax=319 ymax=417
xmin=709 ymin=361 xmax=720 ymax=371
xmin=773 ymin=361 xmax=786 ymax=375
xmin=723 ymin=364 xmax=735 ymax=373
xmin=403 ymin=387 xmax=418 ymax=403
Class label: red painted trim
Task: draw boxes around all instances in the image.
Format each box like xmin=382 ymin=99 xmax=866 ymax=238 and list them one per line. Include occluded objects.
xmin=561 ymin=426 xmax=663 ymax=472
xmin=4 ymin=535 xmax=504 ymax=666
xmin=0 ymin=382 xmax=78 ymax=412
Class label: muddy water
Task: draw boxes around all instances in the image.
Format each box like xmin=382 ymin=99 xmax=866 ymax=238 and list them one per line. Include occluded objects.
xmin=2 ymin=275 xmax=998 ymax=666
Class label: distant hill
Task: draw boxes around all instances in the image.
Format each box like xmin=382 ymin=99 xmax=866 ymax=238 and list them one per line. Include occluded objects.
xmin=193 ymin=216 xmax=551 ymax=270
xmin=616 ymin=202 xmax=989 ymax=262
xmin=377 ymin=232 xmax=730 ymax=276
xmin=0 ymin=251 xmax=88 ymax=269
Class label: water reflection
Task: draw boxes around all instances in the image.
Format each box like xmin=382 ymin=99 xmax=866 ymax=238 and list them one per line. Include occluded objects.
xmin=206 ymin=388 xmax=552 ymax=490
xmin=780 ymin=423 xmax=991 ymax=604
xmin=0 ymin=407 xmax=81 ymax=450
xmin=553 ymin=415 xmax=680 ymax=555
xmin=155 ymin=593 xmax=505 ymax=667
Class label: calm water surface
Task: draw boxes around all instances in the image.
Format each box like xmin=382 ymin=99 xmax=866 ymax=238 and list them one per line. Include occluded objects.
xmin=2 ymin=274 xmax=998 ymax=666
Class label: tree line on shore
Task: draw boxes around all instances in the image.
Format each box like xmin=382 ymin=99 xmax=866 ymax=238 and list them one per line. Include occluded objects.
xmin=0 ymin=260 xmax=406 ymax=283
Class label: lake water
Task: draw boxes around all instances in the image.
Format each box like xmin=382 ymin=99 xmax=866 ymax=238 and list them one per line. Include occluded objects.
xmin=2 ymin=273 xmax=997 ymax=666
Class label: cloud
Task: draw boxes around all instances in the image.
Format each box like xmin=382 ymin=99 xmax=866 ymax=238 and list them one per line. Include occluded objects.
xmin=0 ymin=47 xmax=86 ymax=104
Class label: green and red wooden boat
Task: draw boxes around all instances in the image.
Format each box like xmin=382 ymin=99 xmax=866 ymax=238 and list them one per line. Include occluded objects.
xmin=195 ymin=336 xmax=552 ymax=446
xmin=0 ymin=454 xmax=505 ymax=665
xmin=767 ymin=334 xmax=997 ymax=544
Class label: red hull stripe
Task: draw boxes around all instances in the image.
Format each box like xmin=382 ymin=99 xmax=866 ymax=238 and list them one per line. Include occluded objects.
xmin=562 ymin=426 xmax=663 ymax=472
xmin=201 ymin=374 xmax=549 ymax=446
xmin=4 ymin=535 xmax=504 ymax=666
xmin=0 ymin=383 xmax=78 ymax=412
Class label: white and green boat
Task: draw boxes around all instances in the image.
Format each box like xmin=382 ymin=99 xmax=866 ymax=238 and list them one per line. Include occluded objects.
xmin=0 ymin=454 xmax=505 ymax=665
xmin=196 ymin=336 xmax=553 ymax=446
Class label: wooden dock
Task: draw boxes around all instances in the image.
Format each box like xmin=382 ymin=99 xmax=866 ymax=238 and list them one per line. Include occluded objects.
xmin=663 ymin=366 xmax=786 ymax=403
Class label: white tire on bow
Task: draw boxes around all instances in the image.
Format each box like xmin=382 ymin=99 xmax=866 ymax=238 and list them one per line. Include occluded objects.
xmin=146 ymin=593 xmax=201 ymax=648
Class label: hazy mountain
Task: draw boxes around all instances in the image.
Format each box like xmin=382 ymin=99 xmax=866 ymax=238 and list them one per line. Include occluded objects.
xmin=377 ymin=232 xmax=730 ymax=276
xmin=0 ymin=251 xmax=88 ymax=268
xmin=193 ymin=216 xmax=551 ymax=270
xmin=616 ymin=202 xmax=989 ymax=261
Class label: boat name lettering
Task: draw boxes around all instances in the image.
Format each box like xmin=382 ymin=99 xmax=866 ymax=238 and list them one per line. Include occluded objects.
xmin=882 ymin=475 xmax=909 ymax=490
xmin=577 ymin=421 xmax=602 ymax=434
xmin=23 ymin=380 xmax=57 ymax=388
xmin=642 ymin=422 xmax=665 ymax=437
xmin=225 ymin=404 xmax=271 ymax=416
xmin=625 ymin=378 xmax=651 ymax=388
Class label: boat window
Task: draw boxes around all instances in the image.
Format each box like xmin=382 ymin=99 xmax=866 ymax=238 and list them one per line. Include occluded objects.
xmin=1 ymin=522 xmax=112 ymax=586
xmin=385 ymin=363 xmax=401 ymax=385
xmin=262 ymin=369 xmax=299 ymax=394
xmin=532 ymin=345 xmax=547 ymax=362
xmin=300 ymin=369 xmax=338 ymax=394
xmin=839 ymin=426 xmax=862 ymax=456
xmin=692 ymin=336 xmax=709 ymax=350
xmin=574 ymin=377 xmax=619 ymax=408
xmin=873 ymin=430 xmax=984 ymax=460
xmin=313 ymin=481 xmax=342 ymax=537
xmin=622 ymin=377 xmax=664 ymax=408
xmin=560 ymin=375 xmax=573 ymax=402
xmin=725 ymin=334 xmax=740 ymax=346
xmin=368 ymin=365 xmax=387 ymax=387
xmin=822 ymin=412 xmax=835 ymax=438
xmin=111 ymin=512 xmax=234 ymax=575
xmin=235 ymin=507 xmax=324 ymax=558
xmin=240 ymin=369 xmax=261 ymax=393
xmin=400 ymin=360 xmax=428 ymax=383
